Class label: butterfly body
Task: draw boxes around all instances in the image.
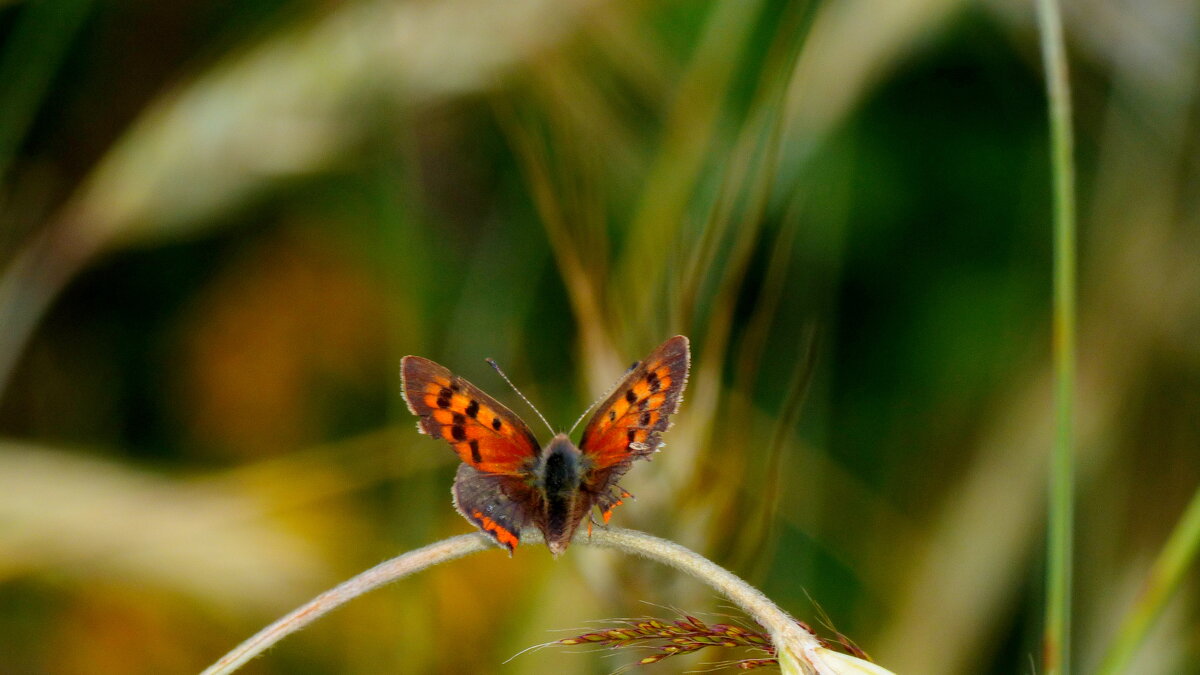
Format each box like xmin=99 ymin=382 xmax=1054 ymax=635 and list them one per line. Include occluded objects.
xmin=532 ymin=434 xmax=590 ymax=553
xmin=401 ymin=336 xmax=689 ymax=555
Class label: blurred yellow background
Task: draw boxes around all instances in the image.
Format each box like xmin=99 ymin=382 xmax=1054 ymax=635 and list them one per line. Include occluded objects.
xmin=0 ymin=0 xmax=1196 ymax=673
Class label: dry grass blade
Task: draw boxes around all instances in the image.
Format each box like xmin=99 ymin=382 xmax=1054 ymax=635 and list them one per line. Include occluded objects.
xmin=0 ymin=442 xmax=327 ymax=613
xmin=0 ymin=0 xmax=600 ymax=395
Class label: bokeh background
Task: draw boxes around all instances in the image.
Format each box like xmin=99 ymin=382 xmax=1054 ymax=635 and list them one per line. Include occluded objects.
xmin=1 ymin=0 xmax=1197 ymax=673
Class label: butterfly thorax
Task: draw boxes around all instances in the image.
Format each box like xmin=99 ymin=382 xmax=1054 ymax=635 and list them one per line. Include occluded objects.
xmin=537 ymin=434 xmax=586 ymax=496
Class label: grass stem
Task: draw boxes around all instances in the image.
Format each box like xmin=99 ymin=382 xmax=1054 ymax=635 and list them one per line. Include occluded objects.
xmin=201 ymin=527 xmax=892 ymax=675
xmin=1095 ymin=488 xmax=1200 ymax=674
xmin=200 ymin=534 xmax=490 ymax=675
xmin=1034 ymin=0 xmax=1077 ymax=673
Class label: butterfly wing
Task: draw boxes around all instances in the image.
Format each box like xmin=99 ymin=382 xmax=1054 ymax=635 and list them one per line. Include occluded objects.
xmin=452 ymin=464 xmax=539 ymax=554
xmin=578 ymin=335 xmax=690 ymax=517
xmin=400 ymin=356 xmax=540 ymax=475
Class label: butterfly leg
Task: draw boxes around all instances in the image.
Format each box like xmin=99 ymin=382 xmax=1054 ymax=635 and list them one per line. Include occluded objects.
xmin=595 ymin=487 xmax=634 ymax=525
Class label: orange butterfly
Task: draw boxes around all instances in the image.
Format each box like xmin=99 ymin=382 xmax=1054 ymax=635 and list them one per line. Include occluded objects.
xmin=400 ymin=336 xmax=690 ymax=555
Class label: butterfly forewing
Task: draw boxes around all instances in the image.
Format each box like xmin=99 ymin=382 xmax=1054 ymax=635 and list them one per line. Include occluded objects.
xmin=400 ymin=356 xmax=540 ymax=475
xmin=579 ymin=336 xmax=690 ymax=490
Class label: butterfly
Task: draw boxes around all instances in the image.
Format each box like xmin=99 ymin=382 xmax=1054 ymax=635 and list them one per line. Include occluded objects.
xmin=400 ymin=336 xmax=690 ymax=555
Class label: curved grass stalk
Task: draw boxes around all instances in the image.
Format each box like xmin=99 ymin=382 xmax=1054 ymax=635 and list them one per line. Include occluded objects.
xmin=200 ymin=533 xmax=490 ymax=675
xmin=201 ymin=527 xmax=893 ymax=675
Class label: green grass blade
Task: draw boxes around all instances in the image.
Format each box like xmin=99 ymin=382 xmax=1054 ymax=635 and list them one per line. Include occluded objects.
xmin=1035 ymin=0 xmax=1077 ymax=673
xmin=1096 ymin=487 xmax=1200 ymax=674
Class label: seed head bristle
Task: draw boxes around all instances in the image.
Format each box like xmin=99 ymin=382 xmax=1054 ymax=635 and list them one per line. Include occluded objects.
xmin=555 ymin=613 xmax=779 ymax=671
xmin=735 ymin=658 xmax=778 ymax=670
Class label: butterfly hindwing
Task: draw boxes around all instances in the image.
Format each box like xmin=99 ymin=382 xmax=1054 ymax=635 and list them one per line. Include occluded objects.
xmin=578 ymin=336 xmax=690 ymax=496
xmin=452 ymin=464 xmax=536 ymax=554
xmin=400 ymin=356 xmax=540 ymax=475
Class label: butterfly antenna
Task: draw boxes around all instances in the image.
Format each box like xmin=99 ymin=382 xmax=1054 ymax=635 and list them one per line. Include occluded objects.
xmin=486 ymin=358 xmax=556 ymax=435
xmin=566 ymin=360 xmax=638 ymax=436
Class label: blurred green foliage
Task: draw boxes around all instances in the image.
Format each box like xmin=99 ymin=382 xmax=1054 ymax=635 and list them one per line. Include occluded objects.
xmin=0 ymin=0 xmax=1197 ymax=673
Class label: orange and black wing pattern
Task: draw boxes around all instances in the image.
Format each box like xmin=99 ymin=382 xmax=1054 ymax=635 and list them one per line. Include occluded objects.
xmin=578 ymin=336 xmax=690 ymax=496
xmin=400 ymin=356 xmax=540 ymax=475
